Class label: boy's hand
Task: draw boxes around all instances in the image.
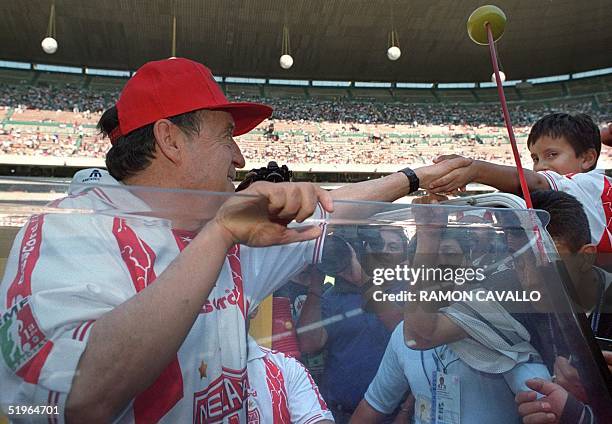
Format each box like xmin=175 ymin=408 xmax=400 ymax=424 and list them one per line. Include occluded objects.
xmin=515 ymin=379 xmax=567 ymax=424
xmin=429 ymin=155 xmax=478 ymax=194
xmin=415 ymin=155 xmax=472 ymax=191
xmin=553 ymin=356 xmax=588 ymax=403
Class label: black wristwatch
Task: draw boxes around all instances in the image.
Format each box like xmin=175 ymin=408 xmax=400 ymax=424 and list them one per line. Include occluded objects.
xmin=398 ymin=167 xmax=420 ymax=194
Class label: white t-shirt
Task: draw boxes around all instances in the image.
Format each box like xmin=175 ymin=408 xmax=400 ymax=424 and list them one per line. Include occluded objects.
xmin=246 ymin=336 xmax=333 ymax=424
xmin=364 ymin=323 xmax=520 ymax=424
xmin=0 ymin=169 xmax=327 ymax=423
xmin=539 ymin=170 xmax=612 ymax=253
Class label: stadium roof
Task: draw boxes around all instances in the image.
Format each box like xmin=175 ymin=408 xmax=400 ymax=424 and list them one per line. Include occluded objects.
xmin=2 ymin=0 xmax=612 ymax=83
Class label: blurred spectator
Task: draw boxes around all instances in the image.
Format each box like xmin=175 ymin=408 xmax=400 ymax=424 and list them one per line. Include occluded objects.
xmin=0 ymin=82 xmax=610 ymax=168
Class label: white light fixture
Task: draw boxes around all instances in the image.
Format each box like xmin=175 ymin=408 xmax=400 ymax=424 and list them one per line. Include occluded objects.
xmin=491 ymin=71 xmax=506 ymax=83
xmin=280 ymin=54 xmax=294 ymax=69
xmin=41 ymin=37 xmax=58 ymax=54
xmin=387 ymin=29 xmax=401 ymax=61
xmin=387 ymin=46 xmax=401 ymax=61
xmin=280 ymin=25 xmax=293 ymax=69
xmin=41 ymin=1 xmax=58 ymax=54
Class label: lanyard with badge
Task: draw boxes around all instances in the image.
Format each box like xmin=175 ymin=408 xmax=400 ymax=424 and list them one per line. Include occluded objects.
xmin=419 ymin=346 xmax=461 ymax=424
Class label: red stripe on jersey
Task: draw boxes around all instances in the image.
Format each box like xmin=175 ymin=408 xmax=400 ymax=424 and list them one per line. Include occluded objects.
xmin=78 ymin=320 xmax=95 ymax=341
xmin=598 ymin=177 xmax=612 ymax=254
xmin=47 ymin=391 xmax=59 ymax=424
xmin=16 ymin=340 xmax=53 ymax=384
xmin=304 ymin=415 xmax=324 ymax=424
xmin=113 ymin=218 xmax=184 ymax=422
xmin=263 ymin=356 xmax=291 ymax=424
xmin=134 ymin=359 xmax=184 ymax=424
xmin=92 ymin=187 xmax=114 ymax=204
xmin=6 ymin=214 xmax=44 ymax=307
xmin=299 ymin=360 xmax=328 ymax=411
xmin=112 ymin=218 xmax=157 ymax=292
xmin=172 ymin=229 xmax=196 ymax=251
xmin=47 ymin=391 xmax=54 ymax=424
xmin=72 ymin=321 xmax=86 ymax=340
xmin=226 ymin=245 xmax=247 ymax=319
xmin=47 ymin=191 xmax=88 ymax=208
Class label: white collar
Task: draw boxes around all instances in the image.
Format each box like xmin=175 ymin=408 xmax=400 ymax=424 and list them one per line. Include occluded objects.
xmin=247 ymin=335 xmax=268 ymax=362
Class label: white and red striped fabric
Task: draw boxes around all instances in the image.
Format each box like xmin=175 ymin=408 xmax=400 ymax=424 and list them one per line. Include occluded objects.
xmin=539 ymin=170 xmax=612 ymax=255
xmin=0 ymin=168 xmax=327 ymax=423
xmin=246 ymin=337 xmax=333 ymax=424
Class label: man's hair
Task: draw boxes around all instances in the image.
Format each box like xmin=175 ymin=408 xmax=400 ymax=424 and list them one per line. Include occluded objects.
xmin=98 ymin=106 xmax=204 ymax=180
xmin=527 ymin=113 xmax=601 ymax=171
xmin=531 ymin=190 xmax=591 ymax=253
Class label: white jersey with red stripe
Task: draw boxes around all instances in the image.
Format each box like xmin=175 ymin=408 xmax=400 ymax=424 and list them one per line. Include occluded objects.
xmin=539 ymin=170 xmax=612 ymax=253
xmin=0 ymin=169 xmax=327 ymax=424
xmin=245 ymin=336 xmax=333 ymax=424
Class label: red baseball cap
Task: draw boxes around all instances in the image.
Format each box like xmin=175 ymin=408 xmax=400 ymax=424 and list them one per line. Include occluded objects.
xmin=110 ymin=57 xmax=272 ymax=144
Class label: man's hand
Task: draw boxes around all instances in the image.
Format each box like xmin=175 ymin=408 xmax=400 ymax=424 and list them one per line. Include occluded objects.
xmin=553 ymin=356 xmax=588 ymax=403
xmin=427 ymin=155 xmax=478 ymax=194
xmin=214 ymin=181 xmax=333 ymax=247
xmin=415 ymin=155 xmax=473 ymax=190
xmin=515 ymin=379 xmax=568 ymax=424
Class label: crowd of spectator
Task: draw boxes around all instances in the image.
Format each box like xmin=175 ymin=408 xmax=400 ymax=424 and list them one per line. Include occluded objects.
xmin=0 ymin=82 xmax=610 ymax=168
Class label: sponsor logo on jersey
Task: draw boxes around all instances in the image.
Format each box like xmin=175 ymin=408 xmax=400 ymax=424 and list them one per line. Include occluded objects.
xmin=193 ymin=367 xmax=247 ymax=424
xmin=0 ymin=297 xmax=46 ymax=372
xmin=201 ymin=286 xmax=240 ymax=314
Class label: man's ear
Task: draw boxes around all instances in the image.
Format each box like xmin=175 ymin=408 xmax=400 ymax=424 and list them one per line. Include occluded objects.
xmin=153 ymin=119 xmax=182 ymax=165
xmin=579 ymin=148 xmax=598 ymax=171
xmin=577 ymin=243 xmax=597 ymax=270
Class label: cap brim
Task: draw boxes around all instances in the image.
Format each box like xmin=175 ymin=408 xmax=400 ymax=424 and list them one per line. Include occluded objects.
xmin=209 ymin=102 xmax=273 ymax=137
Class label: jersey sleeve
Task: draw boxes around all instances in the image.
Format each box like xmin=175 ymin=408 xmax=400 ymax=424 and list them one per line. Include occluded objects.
xmin=242 ymin=204 xmax=328 ymax=312
xmin=278 ymin=353 xmax=335 ymax=424
xmin=538 ymin=170 xmax=608 ymax=246
xmin=363 ymin=324 xmax=410 ymax=415
xmin=0 ymin=212 xmax=134 ymax=421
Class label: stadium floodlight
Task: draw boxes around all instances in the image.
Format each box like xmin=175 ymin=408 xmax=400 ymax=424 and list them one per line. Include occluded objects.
xmin=280 ymin=54 xmax=294 ymax=70
xmin=387 ymin=46 xmax=401 ymax=61
xmin=387 ymin=29 xmax=401 ymax=61
xmin=41 ymin=37 xmax=58 ymax=55
xmin=42 ymin=1 xmax=58 ymax=54
xmin=491 ymin=70 xmax=506 ymax=83
xmin=279 ymin=24 xmax=293 ymax=69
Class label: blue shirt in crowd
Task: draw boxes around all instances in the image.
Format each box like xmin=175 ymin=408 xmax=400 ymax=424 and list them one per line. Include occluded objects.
xmin=320 ymin=279 xmax=392 ymax=411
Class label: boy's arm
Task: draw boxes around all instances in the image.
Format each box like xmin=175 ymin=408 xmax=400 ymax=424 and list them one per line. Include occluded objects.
xmin=428 ymin=155 xmax=550 ymax=195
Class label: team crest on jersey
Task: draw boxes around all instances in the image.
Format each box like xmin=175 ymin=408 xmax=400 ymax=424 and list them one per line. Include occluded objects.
xmin=0 ymin=297 xmax=46 ymax=371
xmin=193 ymin=367 xmax=248 ymax=424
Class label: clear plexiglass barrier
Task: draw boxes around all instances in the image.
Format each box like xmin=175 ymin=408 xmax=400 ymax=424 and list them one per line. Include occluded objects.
xmin=0 ymin=180 xmax=610 ymax=424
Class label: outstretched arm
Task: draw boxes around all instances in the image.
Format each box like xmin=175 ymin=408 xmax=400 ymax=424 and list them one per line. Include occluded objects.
xmin=428 ymin=155 xmax=550 ymax=195
xmin=331 ymin=157 xmax=472 ymax=202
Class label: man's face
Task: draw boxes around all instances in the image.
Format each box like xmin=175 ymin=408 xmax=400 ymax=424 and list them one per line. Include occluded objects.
xmin=179 ymin=110 xmax=245 ymax=192
xmin=529 ymin=135 xmax=587 ymax=175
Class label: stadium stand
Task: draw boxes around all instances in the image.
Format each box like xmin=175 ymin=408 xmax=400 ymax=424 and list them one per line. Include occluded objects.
xmin=0 ymin=68 xmax=610 ymax=171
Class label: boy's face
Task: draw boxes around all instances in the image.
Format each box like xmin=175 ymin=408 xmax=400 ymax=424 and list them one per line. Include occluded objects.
xmin=529 ymin=135 xmax=595 ymax=175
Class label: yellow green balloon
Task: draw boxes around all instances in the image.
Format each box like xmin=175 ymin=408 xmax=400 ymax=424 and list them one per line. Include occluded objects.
xmin=467 ymin=5 xmax=507 ymax=45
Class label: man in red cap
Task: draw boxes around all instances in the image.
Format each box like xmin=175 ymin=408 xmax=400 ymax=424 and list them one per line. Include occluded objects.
xmin=0 ymin=57 xmax=469 ymax=424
